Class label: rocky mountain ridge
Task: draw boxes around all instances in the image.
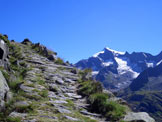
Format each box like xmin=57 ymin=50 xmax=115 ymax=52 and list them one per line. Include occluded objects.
xmin=75 ymin=47 xmax=162 ymax=91
xmin=0 ymin=34 xmax=155 ymax=122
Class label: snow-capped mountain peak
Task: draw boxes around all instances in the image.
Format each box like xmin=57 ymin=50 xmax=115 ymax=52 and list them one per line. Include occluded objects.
xmin=104 ymin=47 xmax=125 ymax=55
xmin=93 ymin=50 xmax=104 ymax=57
xmin=75 ymin=47 xmax=162 ymax=91
xmin=93 ymin=47 xmax=125 ymax=58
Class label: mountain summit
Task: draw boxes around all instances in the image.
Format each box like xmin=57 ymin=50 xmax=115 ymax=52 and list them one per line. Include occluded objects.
xmin=93 ymin=47 xmax=125 ymax=57
xmin=75 ymin=47 xmax=162 ymax=91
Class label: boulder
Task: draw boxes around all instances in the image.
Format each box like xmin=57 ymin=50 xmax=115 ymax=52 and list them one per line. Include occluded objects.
xmin=70 ymin=68 xmax=78 ymax=74
xmin=124 ymin=112 xmax=155 ymax=122
xmin=21 ymin=38 xmax=32 ymax=45
xmin=47 ymin=54 xmax=57 ymax=61
xmin=0 ymin=71 xmax=9 ymax=110
xmin=55 ymin=77 xmax=64 ymax=85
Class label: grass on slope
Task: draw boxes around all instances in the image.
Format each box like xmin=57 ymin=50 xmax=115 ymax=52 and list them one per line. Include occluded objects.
xmin=78 ymin=69 xmax=126 ymax=121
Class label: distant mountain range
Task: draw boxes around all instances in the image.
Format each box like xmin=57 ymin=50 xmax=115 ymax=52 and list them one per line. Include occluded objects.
xmin=75 ymin=47 xmax=162 ymax=91
xmin=75 ymin=47 xmax=162 ymax=121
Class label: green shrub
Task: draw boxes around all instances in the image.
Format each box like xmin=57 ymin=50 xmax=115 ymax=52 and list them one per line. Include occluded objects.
xmin=88 ymin=93 xmax=108 ymax=113
xmin=39 ymin=90 xmax=48 ymax=98
xmin=36 ymin=77 xmax=45 ymax=85
xmin=8 ymin=79 xmax=23 ymax=92
xmin=55 ymin=58 xmax=64 ymax=65
xmin=78 ymin=80 xmax=103 ymax=96
xmin=20 ymin=68 xmax=30 ymax=78
xmin=6 ymin=117 xmax=21 ymax=122
xmin=88 ymin=93 xmax=126 ymax=121
xmin=9 ymin=43 xmax=22 ymax=60
xmin=105 ymin=101 xmax=126 ymax=121
xmin=15 ymin=104 xmax=35 ymax=113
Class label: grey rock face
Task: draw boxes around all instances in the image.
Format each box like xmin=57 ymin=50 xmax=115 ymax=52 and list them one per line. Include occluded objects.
xmin=20 ymin=84 xmax=35 ymax=93
xmin=23 ymin=119 xmax=37 ymax=122
xmin=124 ymin=112 xmax=155 ymax=122
xmin=9 ymin=111 xmax=27 ymax=118
xmin=57 ymin=108 xmax=71 ymax=114
xmin=0 ymin=71 xmax=9 ymax=110
xmin=55 ymin=77 xmax=64 ymax=85
xmin=39 ymin=115 xmax=58 ymax=120
xmin=14 ymin=101 xmax=30 ymax=107
xmin=65 ymin=93 xmax=82 ymax=99
xmin=6 ymin=91 xmax=13 ymax=102
xmin=64 ymin=116 xmax=79 ymax=121
xmin=52 ymin=100 xmax=68 ymax=104
xmin=0 ymin=39 xmax=9 ymax=69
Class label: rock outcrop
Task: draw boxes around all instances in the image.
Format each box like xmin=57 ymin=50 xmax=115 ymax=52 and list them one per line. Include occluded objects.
xmin=0 ymin=39 xmax=9 ymax=69
xmin=0 ymin=71 xmax=9 ymax=110
xmin=124 ymin=112 xmax=155 ymax=122
xmin=0 ymin=36 xmax=10 ymax=111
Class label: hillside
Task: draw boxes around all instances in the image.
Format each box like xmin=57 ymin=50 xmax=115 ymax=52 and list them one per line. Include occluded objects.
xmin=0 ymin=34 xmax=155 ymax=122
xmin=119 ymin=63 xmax=162 ymax=121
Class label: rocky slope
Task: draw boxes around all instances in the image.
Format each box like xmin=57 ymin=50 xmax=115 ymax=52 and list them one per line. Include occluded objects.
xmin=75 ymin=47 xmax=162 ymax=91
xmin=119 ymin=62 xmax=162 ymax=122
xmin=0 ymin=34 xmax=155 ymax=122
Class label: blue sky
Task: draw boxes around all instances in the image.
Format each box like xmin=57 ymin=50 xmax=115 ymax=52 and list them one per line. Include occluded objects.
xmin=0 ymin=0 xmax=162 ymax=63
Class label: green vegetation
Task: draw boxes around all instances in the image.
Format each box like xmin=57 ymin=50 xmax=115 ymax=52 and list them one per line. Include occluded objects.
xmin=78 ymin=69 xmax=126 ymax=121
xmin=87 ymin=93 xmax=126 ymax=121
xmin=0 ymin=66 xmax=10 ymax=82
xmin=6 ymin=117 xmax=21 ymax=122
xmin=31 ymin=43 xmax=55 ymax=57
xmin=78 ymin=80 xmax=102 ymax=96
xmin=0 ymin=93 xmax=34 ymax=121
xmin=55 ymin=57 xmax=64 ymax=65
xmin=88 ymin=93 xmax=108 ymax=113
xmin=0 ymin=34 xmax=10 ymax=44
xmin=15 ymin=104 xmax=35 ymax=113
xmin=34 ymin=76 xmax=45 ymax=85
xmin=39 ymin=89 xmax=48 ymax=98
xmin=8 ymin=78 xmax=23 ymax=92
